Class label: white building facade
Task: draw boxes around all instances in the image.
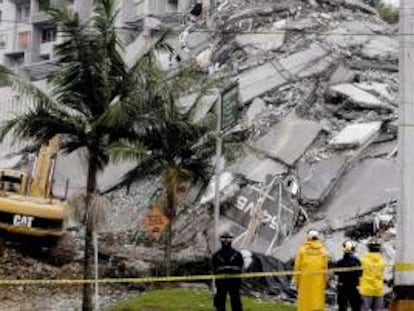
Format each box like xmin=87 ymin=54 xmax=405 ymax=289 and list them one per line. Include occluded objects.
xmin=0 ymin=0 xmax=194 ymax=162
xmin=0 ymin=0 xmax=193 ymax=79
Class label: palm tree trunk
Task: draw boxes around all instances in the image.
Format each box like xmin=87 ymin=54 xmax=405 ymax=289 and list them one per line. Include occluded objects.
xmin=165 ymin=220 xmax=173 ymax=277
xmin=82 ymin=156 xmax=98 ymax=311
xmin=164 ymin=168 xmax=176 ymax=277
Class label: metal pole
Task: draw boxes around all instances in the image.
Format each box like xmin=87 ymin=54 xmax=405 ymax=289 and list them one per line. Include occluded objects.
xmin=393 ymin=0 xmax=414 ymax=307
xmin=214 ymin=94 xmax=222 ymax=253
xmin=93 ymin=232 xmax=99 ymax=311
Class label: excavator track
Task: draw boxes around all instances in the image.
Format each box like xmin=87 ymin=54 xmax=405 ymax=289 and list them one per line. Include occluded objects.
xmin=49 ymin=233 xmax=76 ymax=266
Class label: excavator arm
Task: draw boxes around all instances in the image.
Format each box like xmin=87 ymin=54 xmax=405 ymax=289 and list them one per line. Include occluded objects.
xmin=29 ymin=135 xmax=61 ymax=199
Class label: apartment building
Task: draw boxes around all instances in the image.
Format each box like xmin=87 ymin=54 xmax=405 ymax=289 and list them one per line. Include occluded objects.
xmin=0 ymin=0 xmax=93 ymax=79
xmin=0 ymin=0 xmax=195 ymax=160
xmin=0 ymin=0 xmax=193 ymax=80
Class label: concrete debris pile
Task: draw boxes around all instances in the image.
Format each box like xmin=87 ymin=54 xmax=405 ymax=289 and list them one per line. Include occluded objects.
xmin=0 ymin=243 xmax=136 ymax=310
xmin=103 ymin=0 xmax=399 ymax=290
xmin=0 ymin=0 xmax=400 ymax=303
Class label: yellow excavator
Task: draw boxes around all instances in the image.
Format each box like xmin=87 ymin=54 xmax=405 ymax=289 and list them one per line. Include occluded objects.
xmin=0 ymin=135 xmax=73 ymax=264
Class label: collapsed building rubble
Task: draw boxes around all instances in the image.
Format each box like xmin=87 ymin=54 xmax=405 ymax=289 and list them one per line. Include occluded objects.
xmin=0 ymin=0 xmax=402 ymax=306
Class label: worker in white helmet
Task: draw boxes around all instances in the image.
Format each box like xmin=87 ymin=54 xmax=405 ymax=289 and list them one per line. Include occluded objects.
xmin=293 ymin=229 xmax=328 ymax=311
xmin=335 ymin=240 xmax=362 ymax=311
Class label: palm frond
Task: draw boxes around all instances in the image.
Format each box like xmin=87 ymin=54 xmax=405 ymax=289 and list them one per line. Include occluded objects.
xmin=47 ymin=0 xmax=128 ymax=118
xmin=109 ymin=140 xmax=148 ymax=163
xmin=0 ymin=66 xmax=62 ymax=113
xmin=0 ymin=103 xmax=85 ymax=145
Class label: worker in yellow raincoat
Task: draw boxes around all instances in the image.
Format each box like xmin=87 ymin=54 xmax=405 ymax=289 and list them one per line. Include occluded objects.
xmin=359 ymin=239 xmax=386 ymax=311
xmin=293 ymin=229 xmax=328 ymax=311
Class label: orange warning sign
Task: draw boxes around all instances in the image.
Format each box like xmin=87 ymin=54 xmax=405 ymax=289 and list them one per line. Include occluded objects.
xmin=141 ymin=205 xmax=169 ymax=241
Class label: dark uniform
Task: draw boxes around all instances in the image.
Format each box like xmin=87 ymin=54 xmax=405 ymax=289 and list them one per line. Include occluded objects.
xmin=212 ymin=232 xmax=244 ymax=311
xmin=335 ymin=249 xmax=362 ymax=311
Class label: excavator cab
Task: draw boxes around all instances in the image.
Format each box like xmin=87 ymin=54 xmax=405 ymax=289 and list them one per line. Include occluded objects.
xmin=0 ymin=169 xmax=28 ymax=195
xmin=0 ymin=136 xmax=73 ymax=264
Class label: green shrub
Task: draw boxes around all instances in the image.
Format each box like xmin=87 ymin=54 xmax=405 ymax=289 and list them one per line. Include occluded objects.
xmin=377 ymin=4 xmax=399 ymax=24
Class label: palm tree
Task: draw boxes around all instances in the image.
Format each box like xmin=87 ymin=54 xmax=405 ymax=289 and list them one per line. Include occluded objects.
xmin=0 ymin=0 xmax=151 ymax=309
xmin=109 ymin=50 xmax=241 ymax=276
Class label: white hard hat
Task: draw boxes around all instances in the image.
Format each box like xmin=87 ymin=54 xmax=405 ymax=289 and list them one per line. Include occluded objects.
xmin=343 ymin=240 xmax=356 ymax=253
xmin=307 ymin=229 xmax=319 ymax=240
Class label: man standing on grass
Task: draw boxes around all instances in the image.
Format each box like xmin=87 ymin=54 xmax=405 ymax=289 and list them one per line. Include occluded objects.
xmin=212 ymin=232 xmax=244 ymax=311
xmin=335 ymin=240 xmax=362 ymax=311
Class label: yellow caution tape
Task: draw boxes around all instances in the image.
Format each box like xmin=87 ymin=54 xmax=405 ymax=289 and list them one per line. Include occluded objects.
xmin=0 ymin=263 xmax=411 ymax=286
xmin=394 ymin=262 xmax=414 ymax=272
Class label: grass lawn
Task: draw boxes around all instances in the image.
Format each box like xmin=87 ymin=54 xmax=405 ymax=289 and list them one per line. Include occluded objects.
xmin=105 ymin=288 xmax=295 ymax=311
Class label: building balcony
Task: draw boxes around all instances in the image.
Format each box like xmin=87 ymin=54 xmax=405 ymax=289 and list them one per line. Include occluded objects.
xmin=31 ymin=10 xmax=52 ymax=24
xmin=22 ymin=59 xmax=58 ymax=81
xmin=39 ymin=41 xmax=54 ymax=56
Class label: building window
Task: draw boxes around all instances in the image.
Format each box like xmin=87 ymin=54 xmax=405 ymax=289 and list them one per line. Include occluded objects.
xmin=0 ymin=11 xmax=2 ymax=24
xmin=18 ymin=32 xmax=31 ymax=49
xmin=0 ymin=34 xmax=6 ymax=49
xmin=17 ymin=4 xmax=30 ymax=22
xmin=42 ymin=28 xmax=57 ymax=43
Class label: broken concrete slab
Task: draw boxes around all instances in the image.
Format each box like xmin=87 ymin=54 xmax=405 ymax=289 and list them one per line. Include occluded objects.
xmin=329 ymin=64 xmax=355 ymax=85
xmin=238 ymin=44 xmax=335 ymax=104
xmin=326 ymin=21 xmax=373 ymax=48
xmin=361 ymin=141 xmax=397 ymax=159
xmin=298 ymin=157 xmax=348 ymax=205
xmin=176 ymin=91 xmax=218 ymax=123
xmin=361 ymin=36 xmax=398 ymax=61
xmin=329 ymin=122 xmax=382 ymax=149
xmin=170 ymin=31 xmax=211 ymax=62
xmin=227 ymin=5 xmax=289 ymax=24
xmin=236 ymin=32 xmax=285 ymax=52
xmin=176 ymin=93 xmax=197 ymax=114
xmin=97 ymin=160 xmax=137 ymax=193
xmin=330 ymin=84 xmax=392 ymax=110
xmin=53 ymin=149 xmax=137 ymax=198
xmin=252 ymin=118 xmax=322 ymax=166
xmin=195 ymin=46 xmax=214 ymax=69
xmin=272 ymin=221 xmax=327 ymax=262
xmin=279 ymin=44 xmax=334 ymax=78
xmin=200 ymin=172 xmax=237 ymax=205
xmin=236 ymin=20 xmax=286 ymax=53
xmin=287 ymin=17 xmax=319 ymax=31
xmin=211 ymin=217 xmax=274 ymax=254
xmin=123 ymin=32 xmax=162 ymax=69
xmin=322 ymin=158 xmax=398 ymax=228
xmin=238 ymin=62 xmax=284 ymax=104
xmin=355 ymin=82 xmax=395 ymax=104
xmin=53 ymin=149 xmax=88 ymax=199
xmin=191 ymin=93 xmax=218 ymax=124
xmin=343 ymin=0 xmax=378 ymax=14
xmin=230 ymin=151 xmax=287 ymax=183
xmin=246 ymin=98 xmax=267 ymax=126
xmin=350 ymin=59 xmax=398 ymax=73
